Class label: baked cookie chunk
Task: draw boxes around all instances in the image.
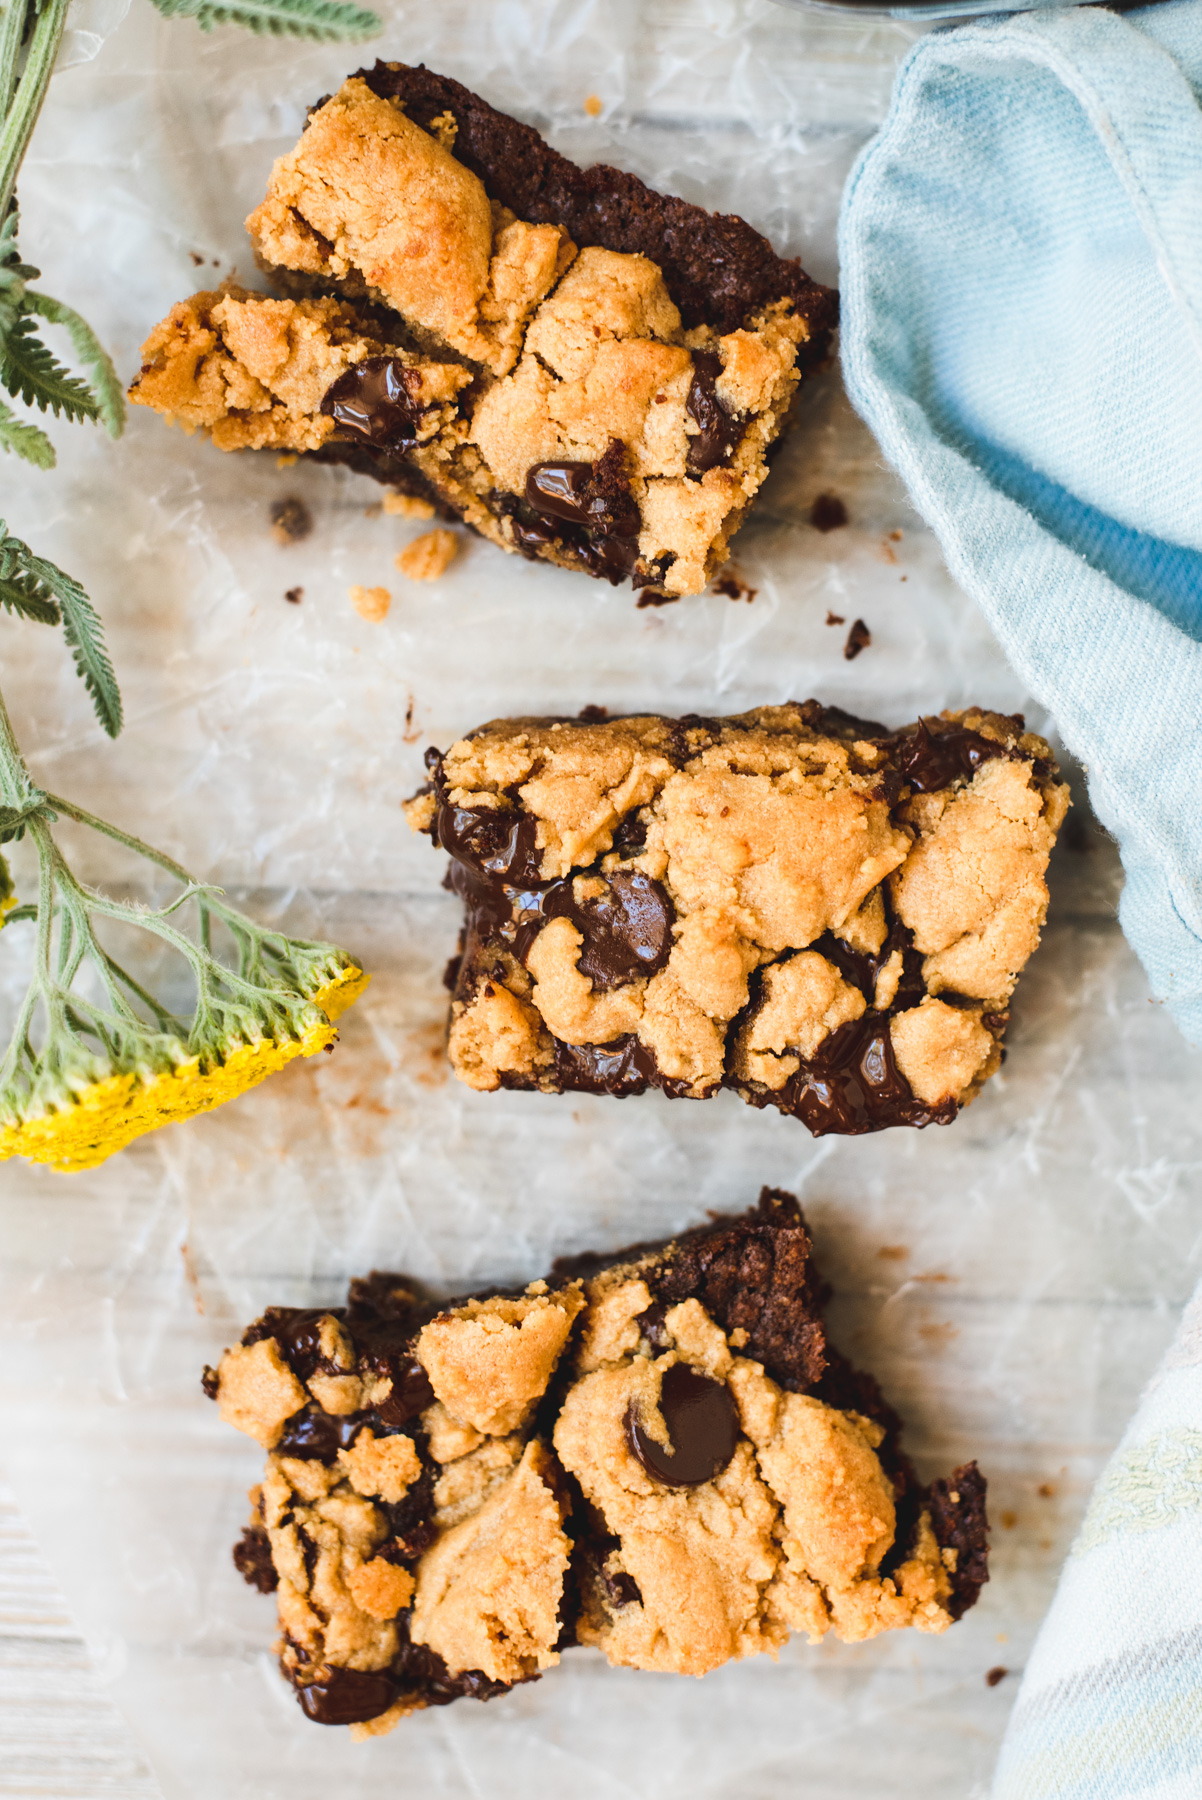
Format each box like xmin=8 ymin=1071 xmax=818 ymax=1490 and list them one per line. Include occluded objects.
xmin=207 ymin=1189 xmax=988 ymax=1733
xmin=405 ymin=702 xmax=1069 ymax=1130
xmin=129 ymin=63 xmax=837 ymax=598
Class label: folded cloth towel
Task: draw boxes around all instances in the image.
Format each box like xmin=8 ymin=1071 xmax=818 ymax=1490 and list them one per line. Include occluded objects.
xmin=992 ymin=1294 xmax=1202 ymax=1799
xmin=839 ymin=0 xmax=1202 ymax=1050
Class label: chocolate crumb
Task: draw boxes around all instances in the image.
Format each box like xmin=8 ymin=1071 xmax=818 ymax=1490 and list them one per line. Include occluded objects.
xmin=843 ymin=619 xmax=871 ymax=660
xmin=636 ymin=590 xmax=679 ymax=609
xmin=712 ymin=572 xmax=757 ymax=603
xmin=284 ymin=587 xmax=303 ymax=605
xmin=189 ymin=251 xmax=204 ymax=266
xmin=201 ymin=1364 xmax=220 ymax=1399
xmin=825 ymin=610 xmax=845 ymax=626
xmin=810 ymin=493 xmax=848 ymax=533
xmin=270 ymin=497 xmax=313 ymax=545
xmin=986 ymin=1666 xmax=1009 ymax=1688
xmin=233 ymin=1526 xmax=278 ymax=1593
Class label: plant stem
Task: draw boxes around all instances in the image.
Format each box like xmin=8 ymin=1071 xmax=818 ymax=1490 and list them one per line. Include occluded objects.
xmin=0 ymin=0 xmax=69 ymax=223
xmin=0 ymin=0 xmax=30 ymax=131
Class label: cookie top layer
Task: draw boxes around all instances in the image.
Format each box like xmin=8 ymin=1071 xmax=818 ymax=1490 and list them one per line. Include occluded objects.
xmin=406 ymin=703 xmax=1069 ymax=1123
xmin=207 ymin=1192 xmax=988 ymax=1735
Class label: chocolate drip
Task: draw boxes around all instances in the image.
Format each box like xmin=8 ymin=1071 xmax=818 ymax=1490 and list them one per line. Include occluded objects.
xmin=552 ymin=1035 xmax=692 ymax=1099
xmin=685 ymin=352 xmax=745 ymax=474
xmin=627 ymin=1365 xmax=740 ymax=1487
xmin=319 ymin=356 xmax=425 ymax=450
xmin=296 ymin=1666 xmax=400 ymax=1726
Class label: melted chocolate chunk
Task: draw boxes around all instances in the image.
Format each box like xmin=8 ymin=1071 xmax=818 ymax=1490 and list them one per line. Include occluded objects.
xmin=892 ymin=720 xmax=1010 ymax=794
xmin=552 ymin=1034 xmax=692 ymax=1099
xmin=627 ymin=1364 xmax=740 ymax=1487
xmin=776 ymin=1011 xmax=957 ymax=1136
xmin=232 ymin=1526 xmax=278 ymax=1594
xmin=296 ymin=1666 xmax=399 ymax=1726
xmin=435 ymin=803 xmax=545 ymax=888
xmin=372 ymin=1357 xmax=436 ymax=1430
xmin=685 ymin=352 xmax=745 ymax=474
xmin=551 ymin=870 xmax=674 ymax=991
xmin=519 ymin=444 xmax=642 ymax=585
xmin=275 ymin=1404 xmax=365 ymax=1461
xmin=319 ymin=357 xmax=424 ymax=450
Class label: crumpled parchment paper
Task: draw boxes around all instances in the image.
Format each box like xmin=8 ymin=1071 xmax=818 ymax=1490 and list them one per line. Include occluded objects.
xmin=0 ymin=3 xmax=1199 ymax=1796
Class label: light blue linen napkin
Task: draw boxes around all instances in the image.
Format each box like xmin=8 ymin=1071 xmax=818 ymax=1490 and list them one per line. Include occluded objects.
xmin=838 ymin=9 xmax=1202 ymax=1794
xmin=839 ymin=0 xmax=1202 ymax=1052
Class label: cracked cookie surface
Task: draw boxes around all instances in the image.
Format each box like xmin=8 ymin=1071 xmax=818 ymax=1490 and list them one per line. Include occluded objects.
xmin=207 ymin=1190 xmax=989 ymax=1734
xmin=129 ymin=64 xmax=836 ymax=598
xmin=405 ymin=702 xmax=1068 ymax=1129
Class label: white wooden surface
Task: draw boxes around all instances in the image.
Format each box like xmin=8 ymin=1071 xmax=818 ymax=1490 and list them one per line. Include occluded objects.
xmin=0 ymin=1479 xmax=159 ymax=1800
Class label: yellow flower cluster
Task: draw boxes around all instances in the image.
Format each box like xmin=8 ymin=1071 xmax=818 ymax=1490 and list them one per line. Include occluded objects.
xmin=0 ymin=964 xmax=370 ymax=1174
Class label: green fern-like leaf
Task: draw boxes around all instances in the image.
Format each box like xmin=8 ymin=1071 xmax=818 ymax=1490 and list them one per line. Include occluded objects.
xmin=26 ymin=291 xmax=125 ymax=438
xmin=0 ymin=207 xmax=39 ymax=351
xmin=1 ymin=314 xmax=100 ymax=421
xmin=0 ymin=395 xmax=54 ymax=467
xmin=147 ymin=0 xmax=379 ymax=39
xmin=0 ymin=523 xmax=122 ymax=737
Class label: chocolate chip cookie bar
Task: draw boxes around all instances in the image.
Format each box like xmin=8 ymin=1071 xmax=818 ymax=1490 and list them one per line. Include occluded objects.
xmin=207 ymin=1189 xmax=988 ymax=1733
xmin=129 ymin=63 xmax=836 ymax=598
xmin=405 ymin=702 xmax=1068 ymax=1130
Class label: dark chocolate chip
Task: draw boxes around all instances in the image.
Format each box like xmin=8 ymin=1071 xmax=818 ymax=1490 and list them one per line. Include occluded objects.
xmin=296 ymin=1666 xmax=399 ymax=1726
xmin=626 ymin=1364 xmax=740 ymax=1487
xmin=525 ymin=460 xmax=597 ymax=524
xmin=986 ymin=1666 xmax=1009 ymax=1688
xmin=320 ymin=357 xmax=425 ymax=451
xmin=685 ymin=351 xmax=745 ymax=474
xmin=201 ymin=1364 xmax=219 ymax=1400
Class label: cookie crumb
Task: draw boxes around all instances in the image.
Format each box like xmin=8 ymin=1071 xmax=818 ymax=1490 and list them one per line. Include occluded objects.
xmin=843 ymin=619 xmax=871 ymax=660
xmin=284 ymin=587 xmax=303 ymax=605
xmin=270 ymin=497 xmax=312 ymax=544
xmin=810 ymin=493 xmax=848 ymax=532
xmin=383 ymin=491 xmax=437 ymax=519
xmin=986 ymin=1666 xmax=1009 ymax=1687
xmin=825 ymin=610 xmax=845 ymax=626
xmin=275 ymin=453 xmax=298 ymax=469
xmin=396 ymin=529 xmax=459 ymax=582
xmin=349 ymin=584 xmax=391 ymax=622
xmin=584 ymin=94 xmax=603 ymax=117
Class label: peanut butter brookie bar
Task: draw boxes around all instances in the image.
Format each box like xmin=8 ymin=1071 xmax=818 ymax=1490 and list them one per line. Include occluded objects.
xmin=207 ymin=1189 xmax=988 ymax=1734
xmin=128 ymin=63 xmax=837 ymax=599
xmin=404 ymin=702 xmax=1069 ymax=1129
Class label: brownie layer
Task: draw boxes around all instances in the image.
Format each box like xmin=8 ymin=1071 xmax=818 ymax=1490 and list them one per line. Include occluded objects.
xmin=405 ymin=703 xmax=1069 ymax=1130
xmin=207 ymin=1190 xmax=989 ymax=1733
xmin=358 ymin=62 xmax=838 ymax=342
